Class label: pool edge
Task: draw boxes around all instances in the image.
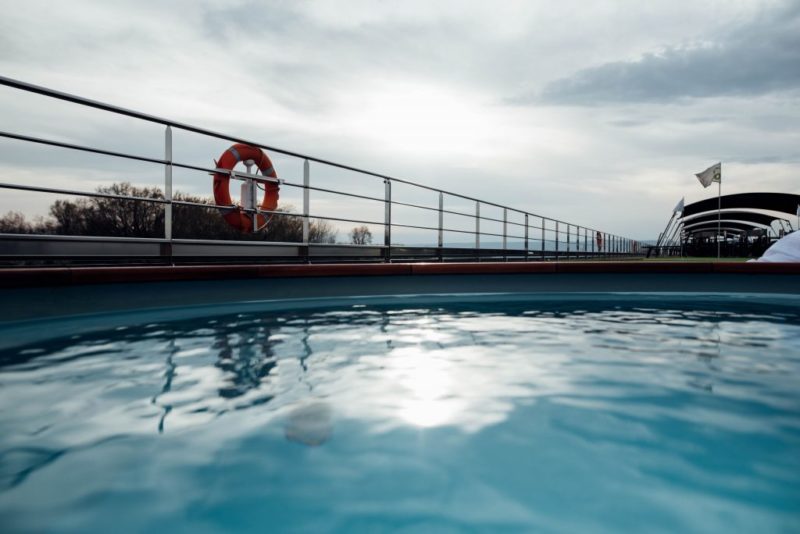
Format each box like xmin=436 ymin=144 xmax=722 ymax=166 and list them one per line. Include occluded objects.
xmin=2 ymin=261 xmax=800 ymax=288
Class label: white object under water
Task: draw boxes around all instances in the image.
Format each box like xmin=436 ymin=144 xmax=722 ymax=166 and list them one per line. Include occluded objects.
xmin=284 ymin=401 xmax=333 ymax=446
xmin=753 ymin=231 xmax=800 ymax=262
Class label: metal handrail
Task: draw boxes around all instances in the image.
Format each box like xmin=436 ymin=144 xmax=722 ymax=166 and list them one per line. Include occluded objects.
xmin=0 ymin=129 xmax=588 ymax=233
xmin=0 ymin=75 xmax=566 ymax=220
xmin=0 ymin=180 xmax=538 ymax=243
xmin=0 ymin=75 xmax=642 ymax=260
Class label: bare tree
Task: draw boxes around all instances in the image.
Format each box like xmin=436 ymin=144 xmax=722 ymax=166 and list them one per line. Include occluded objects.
xmin=0 ymin=211 xmax=33 ymax=234
xmin=0 ymin=182 xmax=337 ymax=243
xmin=349 ymin=225 xmax=372 ymax=245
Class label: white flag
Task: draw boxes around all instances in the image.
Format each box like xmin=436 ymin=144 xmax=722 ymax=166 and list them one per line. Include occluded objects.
xmin=673 ymin=197 xmax=685 ymax=214
xmin=695 ymin=162 xmax=721 ymax=188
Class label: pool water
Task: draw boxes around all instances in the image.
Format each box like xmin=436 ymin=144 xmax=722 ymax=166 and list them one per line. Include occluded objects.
xmin=1 ymin=293 xmax=799 ymax=533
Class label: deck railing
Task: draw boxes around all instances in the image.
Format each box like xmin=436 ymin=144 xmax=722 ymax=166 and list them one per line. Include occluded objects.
xmin=0 ymin=75 xmax=642 ymax=264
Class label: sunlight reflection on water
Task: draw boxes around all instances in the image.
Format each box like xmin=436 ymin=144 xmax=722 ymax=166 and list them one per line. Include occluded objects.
xmin=1 ymin=296 xmax=799 ymax=532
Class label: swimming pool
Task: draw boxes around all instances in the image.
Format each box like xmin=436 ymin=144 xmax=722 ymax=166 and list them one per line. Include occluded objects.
xmin=1 ymin=289 xmax=799 ymax=533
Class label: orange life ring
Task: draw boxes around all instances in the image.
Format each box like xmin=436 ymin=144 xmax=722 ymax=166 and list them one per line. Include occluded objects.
xmin=212 ymin=143 xmax=280 ymax=232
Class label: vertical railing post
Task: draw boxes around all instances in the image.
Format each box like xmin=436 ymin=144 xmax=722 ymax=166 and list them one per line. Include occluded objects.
xmin=164 ymin=126 xmax=172 ymax=241
xmin=302 ymin=159 xmax=310 ymax=245
xmin=503 ymin=208 xmax=508 ymax=250
xmin=584 ymin=228 xmax=587 ymax=259
xmin=541 ymin=218 xmax=545 ymax=260
xmin=555 ymin=221 xmax=559 ymax=260
xmin=437 ymin=192 xmax=444 ymax=262
xmin=437 ymin=192 xmax=444 ymax=248
xmin=384 ymin=179 xmax=392 ymax=262
xmin=163 ymin=126 xmax=173 ymax=263
xmin=524 ymin=213 xmax=529 ymax=261
xmin=567 ymin=224 xmax=571 ymax=259
xmin=475 ymin=201 xmax=480 ymax=251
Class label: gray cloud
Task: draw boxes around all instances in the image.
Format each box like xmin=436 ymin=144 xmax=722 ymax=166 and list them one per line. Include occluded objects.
xmin=0 ymin=0 xmax=798 ymax=240
xmin=527 ymin=2 xmax=800 ymax=105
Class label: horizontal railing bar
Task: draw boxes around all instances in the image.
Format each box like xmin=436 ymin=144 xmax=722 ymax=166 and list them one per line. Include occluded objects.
xmin=0 ymin=232 xmax=168 ymax=243
xmin=443 ymin=229 xmax=527 ymax=240
xmin=289 ymin=183 xmax=386 ymax=205
xmin=0 ymin=232 xmax=557 ymax=250
xmin=0 ymin=75 xmax=621 ymax=233
xmin=172 ymin=199 xmax=530 ymax=238
xmin=0 ymin=131 xmax=618 ymax=238
xmin=0 ymin=131 xmax=284 ymax=184
xmin=2 ymin=232 xmax=609 ymax=257
xmin=226 ymin=169 xmax=282 ymax=184
xmin=0 ymin=181 xmax=169 ymax=204
xmin=0 ymin=132 xmax=551 ymax=231
xmin=280 ymin=183 xmax=532 ymax=229
xmin=172 ymin=238 xmax=384 ymax=248
xmin=0 ymin=130 xmax=168 ymax=166
xmin=0 ymin=232 xmax=385 ymax=249
xmin=171 ymin=200 xmax=318 ymax=222
xmin=0 ymin=77 xmax=460 ymax=201
xmin=0 ymin=175 xmax=615 ymax=240
xmin=173 ymin=183 xmax=611 ymax=239
xmin=0 ymin=180 xmax=621 ymax=243
xmin=387 ymin=199 xmax=439 ymax=213
xmin=170 ymin=199 xmax=242 ymax=210
xmin=278 ymin=183 xmax=535 ymax=228
xmin=290 ymin=184 xmax=463 ymax=218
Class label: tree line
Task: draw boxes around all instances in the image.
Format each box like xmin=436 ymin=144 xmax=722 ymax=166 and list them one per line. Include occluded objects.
xmin=0 ymin=182 xmax=339 ymax=243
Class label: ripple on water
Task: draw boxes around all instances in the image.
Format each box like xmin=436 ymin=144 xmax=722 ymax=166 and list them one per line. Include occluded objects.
xmin=0 ymin=296 xmax=799 ymax=532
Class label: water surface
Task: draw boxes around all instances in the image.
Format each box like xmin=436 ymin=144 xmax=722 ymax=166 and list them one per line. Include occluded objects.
xmin=1 ymin=294 xmax=799 ymax=533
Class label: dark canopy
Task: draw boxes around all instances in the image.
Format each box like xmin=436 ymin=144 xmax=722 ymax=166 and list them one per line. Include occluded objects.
xmin=682 ymin=210 xmax=781 ymax=228
xmin=682 ymin=192 xmax=800 ymax=218
xmin=683 ymin=221 xmax=762 ymax=234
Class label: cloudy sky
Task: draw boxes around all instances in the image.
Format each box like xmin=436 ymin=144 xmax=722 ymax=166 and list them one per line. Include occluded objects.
xmin=0 ymin=0 xmax=798 ymax=242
